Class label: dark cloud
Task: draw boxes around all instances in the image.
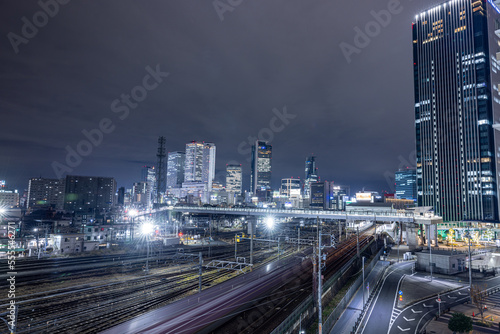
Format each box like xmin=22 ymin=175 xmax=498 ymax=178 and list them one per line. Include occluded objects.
xmin=0 ymin=0 xmax=442 ymax=192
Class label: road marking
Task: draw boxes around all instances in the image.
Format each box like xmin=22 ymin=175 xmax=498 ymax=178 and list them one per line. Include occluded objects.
xmin=447 ymin=295 xmax=457 ymax=299
xmin=423 ymin=303 xmax=433 ymax=308
xmin=458 ymin=292 xmax=466 ymax=295
xmin=397 ymin=326 xmax=410 ymax=331
xmin=403 ymin=316 xmax=415 ymax=321
xmin=411 ymin=308 xmax=422 ymax=314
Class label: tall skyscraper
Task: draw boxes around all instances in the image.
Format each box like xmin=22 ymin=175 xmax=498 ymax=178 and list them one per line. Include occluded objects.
xmin=27 ymin=177 xmax=65 ymax=210
xmin=226 ymin=164 xmax=243 ymax=194
xmin=141 ymin=166 xmax=156 ymax=206
xmin=167 ymin=152 xmax=185 ymax=189
xmin=63 ymin=175 xmax=116 ymax=212
xmin=413 ymin=0 xmax=500 ymax=221
xmin=184 ymin=141 xmax=205 ymax=183
xmin=304 ymin=156 xmax=319 ymax=198
xmin=202 ymin=143 xmax=216 ymax=189
xmin=395 ymin=169 xmax=417 ymax=201
xmin=250 ymin=141 xmax=272 ymax=192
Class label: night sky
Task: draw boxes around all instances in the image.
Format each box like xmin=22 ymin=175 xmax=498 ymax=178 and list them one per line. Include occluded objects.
xmin=0 ymin=0 xmax=442 ymax=194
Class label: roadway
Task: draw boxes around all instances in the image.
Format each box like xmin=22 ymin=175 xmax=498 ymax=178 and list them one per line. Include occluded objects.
xmin=359 ymin=262 xmax=500 ymax=334
xmin=360 ymin=262 xmax=414 ymax=334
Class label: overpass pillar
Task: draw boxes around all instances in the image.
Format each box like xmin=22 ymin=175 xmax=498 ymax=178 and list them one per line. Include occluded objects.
xmin=406 ymin=224 xmax=419 ymax=251
xmin=424 ymin=223 xmax=437 ymax=247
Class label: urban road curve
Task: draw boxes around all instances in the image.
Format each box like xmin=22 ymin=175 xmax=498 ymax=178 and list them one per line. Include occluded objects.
xmin=388 ymin=274 xmax=500 ymax=334
xmin=360 ymin=262 xmax=500 ymax=334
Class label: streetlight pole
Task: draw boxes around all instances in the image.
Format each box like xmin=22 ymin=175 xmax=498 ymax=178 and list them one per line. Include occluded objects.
xmin=34 ymin=228 xmax=40 ymax=259
xmin=146 ymin=233 xmax=150 ymax=274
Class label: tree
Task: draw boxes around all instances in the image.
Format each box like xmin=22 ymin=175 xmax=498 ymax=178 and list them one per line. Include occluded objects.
xmin=470 ymin=283 xmax=487 ymax=321
xmin=448 ymin=313 xmax=473 ymax=333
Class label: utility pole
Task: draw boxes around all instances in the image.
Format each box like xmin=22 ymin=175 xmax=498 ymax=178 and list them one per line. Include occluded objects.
xmin=429 ymin=226 xmax=433 ymax=282
xmin=199 ymin=252 xmax=203 ymax=293
xmin=317 ymin=217 xmax=322 ymax=334
xmin=468 ymin=222 xmax=472 ymax=292
xmin=357 ymin=226 xmax=360 ymax=258
xmin=155 ymin=136 xmax=166 ymax=205
xmin=278 ymin=237 xmax=280 ymax=261
xmin=250 ymin=219 xmax=254 ymax=267
xmin=297 ymin=227 xmax=300 ymax=252
xmin=234 ymin=235 xmax=237 ymax=260
xmin=362 ymin=256 xmax=366 ymax=307
xmin=338 ymin=220 xmax=341 ymax=242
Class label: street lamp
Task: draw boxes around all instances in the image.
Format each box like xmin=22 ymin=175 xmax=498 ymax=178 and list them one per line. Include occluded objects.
xmin=33 ymin=228 xmax=40 ymax=259
xmin=141 ymin=223 xmax=154 ymax=273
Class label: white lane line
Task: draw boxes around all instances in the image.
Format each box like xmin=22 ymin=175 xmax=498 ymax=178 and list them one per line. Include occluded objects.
xmin=403 ymin=316 xmax=415 ymax=322
xmin=397 ymin=326 xmax=411 ymax=331
xmin=423 ymin=303 xmax=433 ymax=308
xmin=411 ymin=308 xmax=422 ymax=314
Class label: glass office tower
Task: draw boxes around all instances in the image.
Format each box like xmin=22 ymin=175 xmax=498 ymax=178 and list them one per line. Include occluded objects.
xmin=413 ymin=0 xmax=500 ymax=221
xmin=250 ymin=141 xmax=272 ymax=192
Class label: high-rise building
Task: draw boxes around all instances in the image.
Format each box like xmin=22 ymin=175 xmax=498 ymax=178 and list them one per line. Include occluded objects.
xmin=309 ymin=181 xmax=331 ymax=210
xmin=250 ymin=141 xmax=272 ymax=192
xmin=141 ymin=166 xmax=156 ymax=206
xmin=167 ymin=152 xmax=185 ymax=189
xmin=226 ymin=164 xmax=243 ymax=194
xmin=280 ymin=178 xmax=301 ymax=198
xmin=27 ymin=177 xmax=65 ymax=210
xmin=331 ymin=185 xmax=349 ymax=211
xmin=395 ymin=169 xmax=417 ymax=201
xmin=202 ymin=143 xmax=216 ymax=189
xmin=63 ymin=175 xmax=116 ymax=212
xmin=117 ymin=187 xmax=125 ymax=206
xmin=0 ymin=190 xmax=19 ymax=208
xmin=413 ymin=0 xmax=500 ymax=221
xmin=304 ymin=156 xmax=319 ymax=198
xmin=184 ymin=142 xmax=205 ymax=183
xmin=133 ymin=182 xmax=151 ymax=208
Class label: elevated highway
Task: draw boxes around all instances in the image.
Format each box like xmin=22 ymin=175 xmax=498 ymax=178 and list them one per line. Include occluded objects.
xmin=152 ymin=205 xmax=441 ymax=225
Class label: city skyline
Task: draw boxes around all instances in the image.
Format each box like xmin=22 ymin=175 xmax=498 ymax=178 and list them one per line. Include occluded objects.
xmin=0 ymin=1 xmax=444 ymax=194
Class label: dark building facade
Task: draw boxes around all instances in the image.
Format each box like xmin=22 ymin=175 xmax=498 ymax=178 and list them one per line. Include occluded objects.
xmin=64 ymin=175 xmax=116 ymax=212
xmin=250 ymin=141 xmax=272 ymax=192
xmin=309 ymin=181 xmax=331 ymax=210
xmin=304 ymin=156 xmax=319 ymax=198
xmin=395 ymin=169 xmax=417 ymax=201
xmin=27 ymin=177 xmax=65 ymax=211
xmin=413 ymin=0 xmax=500 ymax=221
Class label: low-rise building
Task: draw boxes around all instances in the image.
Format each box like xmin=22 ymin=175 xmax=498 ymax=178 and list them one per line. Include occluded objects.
xmin=415 ymin=250 xmax=466 ymax=275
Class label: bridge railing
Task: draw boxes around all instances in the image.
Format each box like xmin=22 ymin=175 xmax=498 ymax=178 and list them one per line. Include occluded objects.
xmin=164 ymin=205 xmax=419 ymax=220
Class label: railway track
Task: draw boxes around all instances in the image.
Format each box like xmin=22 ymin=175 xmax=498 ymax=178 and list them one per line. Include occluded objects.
xmin=212 ymin=230 xmax=375 ymax=333
xmin=8 ymin=242 xmax=289 ymax=334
